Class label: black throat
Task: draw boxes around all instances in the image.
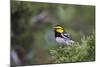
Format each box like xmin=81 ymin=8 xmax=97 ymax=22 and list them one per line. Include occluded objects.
xmin=55 ymin=30 xmax=63 ymax=38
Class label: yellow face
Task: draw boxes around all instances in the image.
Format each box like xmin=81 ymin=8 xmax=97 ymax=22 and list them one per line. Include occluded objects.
xmin=54 ymin=26 xmax=64 ymax=33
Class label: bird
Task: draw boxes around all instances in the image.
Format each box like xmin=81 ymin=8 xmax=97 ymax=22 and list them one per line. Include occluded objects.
xmin=54 ymin=24 xmax=74 ymax=45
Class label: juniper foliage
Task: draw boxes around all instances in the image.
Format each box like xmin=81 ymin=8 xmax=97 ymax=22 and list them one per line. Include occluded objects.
xmin=50 ymin=35 xmax=95 ymax=63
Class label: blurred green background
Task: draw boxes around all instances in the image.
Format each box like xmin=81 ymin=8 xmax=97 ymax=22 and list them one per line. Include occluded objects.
xmin=11 ymin=1 xmax=95 ymax=66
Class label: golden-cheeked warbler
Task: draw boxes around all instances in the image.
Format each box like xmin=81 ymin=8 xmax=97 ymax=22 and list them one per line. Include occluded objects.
xmin=54 ymin=24 xmax=74 ymax=45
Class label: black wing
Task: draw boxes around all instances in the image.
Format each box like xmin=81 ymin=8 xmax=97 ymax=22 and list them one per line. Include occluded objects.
xmin=61 ymin=32 xmax=72 ymax=40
